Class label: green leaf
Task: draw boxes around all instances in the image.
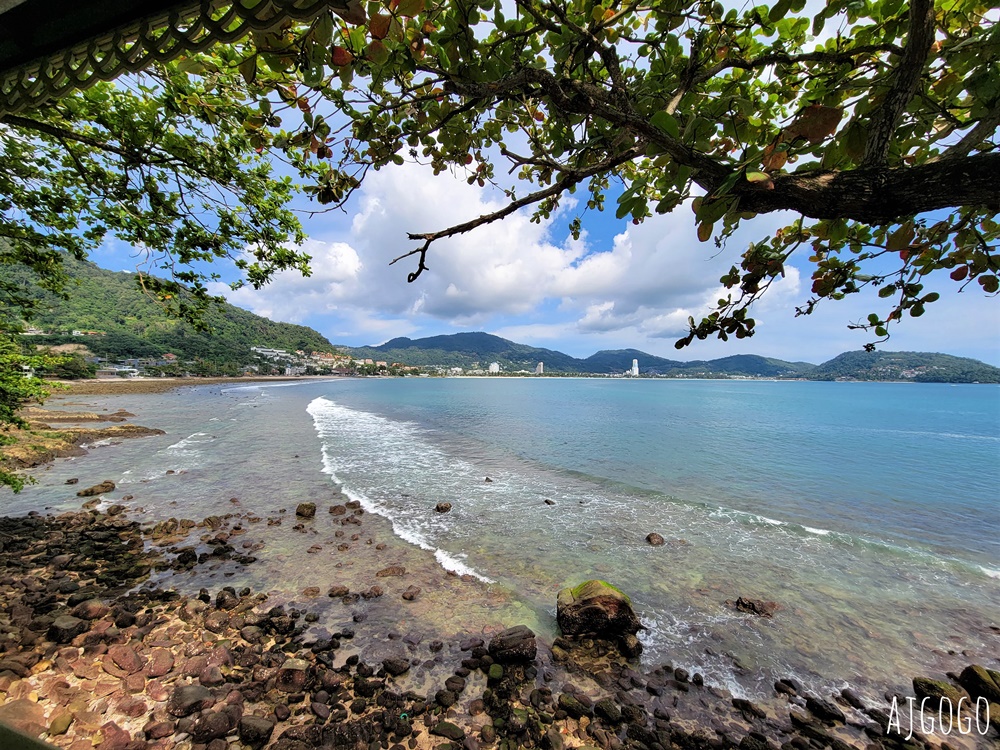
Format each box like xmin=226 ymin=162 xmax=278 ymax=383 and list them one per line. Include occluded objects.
xmin=650 ymin=110 xmax=680 ymax=139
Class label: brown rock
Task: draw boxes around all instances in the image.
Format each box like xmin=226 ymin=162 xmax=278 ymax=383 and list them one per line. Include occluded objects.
xmin=72 ymin=599 xmax=110 ymax=620
xmin=0 ymin=698 xmax=47 ymax=736
xmin=435 ymin=502 xmax=452 ymax=513
xmin=97 ymin=721 xmax=131 ymax=750
xmin=107 ymin=644 xmax=145 ymax=675
xmin=295 ymin=502 xmax=316 ymax=519
xmin=645 ymin=532 xmax=665 ymax=546
xmin=327 ymin=585 xmax=349 ymax=598
xmin=727 ymin=596 xmax=780 ymax=618
xmin=275 ymin=658 xmax=308 ymax=693
xmin=77 ymin=480 xmax=116 ymax=497
xmin=361 ymin=585 xmax=384 ymax=599
xmin=402 ymin=585 xmax=421 ymax=601
xmin=376 ymin=565 xmax=406 ymax=577
xmin=143 ymin=720 xmax=175 ymax=740
xmin=146 ymin=649 xmax=174 ymax=678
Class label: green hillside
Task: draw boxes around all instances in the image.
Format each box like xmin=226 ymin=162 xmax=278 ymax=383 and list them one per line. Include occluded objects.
xmin=13 ymin=260 xmax=335 ymax=364
xmin=349 ymin=332 xmax=581 ymax=371
xmin=808 ymin=351 xmax=1000 ymax=383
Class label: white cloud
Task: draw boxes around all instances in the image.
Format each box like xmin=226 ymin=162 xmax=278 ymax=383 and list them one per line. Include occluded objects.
xmin=209 ymin=161 xmax=999 ymax=365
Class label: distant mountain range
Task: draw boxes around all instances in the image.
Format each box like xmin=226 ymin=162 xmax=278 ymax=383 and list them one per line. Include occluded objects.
xmin=347 ymin=332 xmax=1000 ymax=383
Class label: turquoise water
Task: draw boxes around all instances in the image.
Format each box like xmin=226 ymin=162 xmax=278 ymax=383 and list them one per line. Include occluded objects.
xmin=8 ymin=378 xmax=999 ymax=700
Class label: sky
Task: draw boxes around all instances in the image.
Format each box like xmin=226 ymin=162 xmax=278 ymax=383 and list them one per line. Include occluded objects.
xmin=92 ymin=157 xmax=1000 ymax=367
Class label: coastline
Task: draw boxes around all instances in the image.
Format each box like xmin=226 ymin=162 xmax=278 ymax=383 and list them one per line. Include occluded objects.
xmin=55 ymin=375 xmax=337 ymax=396
xmin=0 ymin=387 xmax=996 ymax=749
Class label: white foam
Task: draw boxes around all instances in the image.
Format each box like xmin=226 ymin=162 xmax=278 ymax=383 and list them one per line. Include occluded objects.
xmin=804 ymin=526 xmax=832 ymax=536
xmin=979 ymin=566 xmax=1000 ymax=580
xmin=306 ymin=396 xmax=496 ymax=584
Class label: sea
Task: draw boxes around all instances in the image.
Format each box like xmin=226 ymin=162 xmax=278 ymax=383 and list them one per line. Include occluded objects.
xmin=7 ymin=377 xmax=999 ymax=701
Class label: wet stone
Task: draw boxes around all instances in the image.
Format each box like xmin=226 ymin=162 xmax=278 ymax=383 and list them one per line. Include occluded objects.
xmin=239 ymin=715 xmax=276 ymax=746
xmin=167 ymin=683 xmax=215 ymax=717
xmin=383 ymin=658 xmax=410 ymax=676
xmin=48 ymin=615 xmax=88 ymax=644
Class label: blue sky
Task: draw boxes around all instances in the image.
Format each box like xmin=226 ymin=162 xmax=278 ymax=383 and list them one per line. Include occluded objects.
xmin=92 ymin=160 xmax=1000 ymax=366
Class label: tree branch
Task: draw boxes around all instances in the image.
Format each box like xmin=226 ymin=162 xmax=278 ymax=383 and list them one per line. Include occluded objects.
xmin=940 ymin=107 xmax=1000 ymax=160
xmin=862 ymin=0 xmax=936 ymax=166
xmin=392 ymin=145 xmax=646 ymax=281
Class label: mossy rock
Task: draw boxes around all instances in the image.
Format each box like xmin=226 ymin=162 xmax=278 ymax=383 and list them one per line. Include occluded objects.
xmin=556 ymin=580 xmax=642 ymax=638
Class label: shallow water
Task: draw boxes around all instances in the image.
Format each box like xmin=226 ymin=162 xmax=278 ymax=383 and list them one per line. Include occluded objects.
xmin=7 ymin=378 xmax=999 ymax=702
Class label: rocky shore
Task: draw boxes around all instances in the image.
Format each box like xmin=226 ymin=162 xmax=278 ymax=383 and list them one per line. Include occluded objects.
xmin=0 ymin=500 xmax=996 ymax=750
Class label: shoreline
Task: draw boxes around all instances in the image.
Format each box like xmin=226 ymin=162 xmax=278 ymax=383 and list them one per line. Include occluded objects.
xmin=1 ymin=389 xmax=996 ymax=749
xmin=54 ymin=375 xmax=338 ymax=396
xmin=0 ymin=502 xmax=994 ymax=750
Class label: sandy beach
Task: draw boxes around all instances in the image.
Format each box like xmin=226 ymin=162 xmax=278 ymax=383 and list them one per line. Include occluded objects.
xmin=0 ymin=384 xmax=996 ymax=750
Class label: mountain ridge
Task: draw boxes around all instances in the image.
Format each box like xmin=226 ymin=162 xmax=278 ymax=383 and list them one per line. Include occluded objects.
xmin=347 ymin=332 xmax=1000 ymax=382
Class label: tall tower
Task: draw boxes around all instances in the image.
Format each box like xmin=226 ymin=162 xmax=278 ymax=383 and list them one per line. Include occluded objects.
xmin=535 ymin=362 xmax=544 ymax=375
xmin=631 ymin=359 xmax=639 ymax=377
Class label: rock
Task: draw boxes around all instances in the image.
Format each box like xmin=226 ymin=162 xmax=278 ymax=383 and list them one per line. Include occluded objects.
xmin=66 ymin=477 xmax=79 ymax=484
xmin=330 ymin=504 xmax=347 ymax=515
xmin=205 ymin=610 xmax=230 ymax=632
xmin=913 ymin=677 xmax=966 ymax=712
xmin=402 ymin=585 xmax=421 ymax=601
xmin=431 ymin=721 xmax=466 ymax=741
xmin=72 ymin=598 xmax=110 ymax=620
xmin=327 ymin=585 xmax=350 ymax=597
xmin=143 ymin=720 xmax=175 ymax=740
xmin=107 ymin=644 xmax=145 ymax=674
xmin=215 ymin=588 xmax=239 ymax=610
xmin=276 ymin=658 xmax=309 ymax=692
xmin=0 ymin=699 xmax=46 ymax=735
xmin=376 ymin=565 xmax=406 ymax=577
xmin=77 ymin=480 xmax=116 ymax=497
xmin=558 ymin=692 xmax=592 ymax=719
xmin=97 ymin=721 xmax=131 ymax=750
xmin=488 ymin=625 xmax=537 ymax=664
xmin=646 ymin=532 xmax=665 ymax=546
xmin=48 ymin=615 xmax=88 ymax=643
xmin=435 ymin=502 xmax=452 ymax=513
xmin=958 ymin=665 xmax=1000 ymax=704
xmin=840 ymin=687 xmax=866 ymax=710
xmin=49 ymin=712 xmax=74 ymax=735
xmin=167 ymin=683 xmax=215 ymax=717
xmin=727 ymin=596 xmax=780 ymax=618
xmin=191 ymin=710 xmax=234 ymax=743
xmin=436 ymin=689 xmax=458 ymax=707
xmin=382 ymin=657 xmax=410 ymax=676
xmin=556 ymin=580 xmax=643 ymax=638
xmin=146 ymin=648 xmax=174 ymax=678
xmin=805 ymin=695 xmax=846 ymax=723
xmin=295 ymin=503 xmax=316 ymax=519
xmin=620 ymin=633 xmax=643 ymax=658
xmin=361 ymin=585 xmax=383 ymax=599
xmin=239 ymin=716 xmax=275 ymax=747
xmin=594 ymin=698 xmax=623 ymax=724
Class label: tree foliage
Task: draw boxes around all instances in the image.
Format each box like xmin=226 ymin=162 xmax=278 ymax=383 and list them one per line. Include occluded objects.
xmin=223 ymin=0 xmax=999 ymax=348
xmin=0 ymin=333 xmax=57 ymax=491
xmin=2 ymin=0 xmax=998 ymax=346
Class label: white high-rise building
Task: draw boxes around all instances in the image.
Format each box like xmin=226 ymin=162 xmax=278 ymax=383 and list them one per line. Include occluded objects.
xmin=535 ymin=362 xmax=544 ymax=375
xmin=631 ymin=359 xmax=639 ymax=377
xmin=488 ymin=362 xmax=500 ymax=374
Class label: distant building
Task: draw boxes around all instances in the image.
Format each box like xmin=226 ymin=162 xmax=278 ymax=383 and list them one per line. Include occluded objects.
xmin=631 ymin=359 xmax=639 ymax=377
xmin=488 ymin=362 xmax=500 ymax=374
xmin=535 ymin=362 xmax=544 ymax=375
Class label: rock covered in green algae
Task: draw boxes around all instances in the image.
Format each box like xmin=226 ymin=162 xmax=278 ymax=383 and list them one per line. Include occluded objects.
xmin=556 ymin=580 xmax=643 ymax=638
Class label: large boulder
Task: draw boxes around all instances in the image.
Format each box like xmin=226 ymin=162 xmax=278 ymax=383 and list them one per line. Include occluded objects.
xmin=957 ymin=665 xmax=1000 ymax=704
xmin=76 ymin=480 xmax=116 ymax=497
xmin=556 ymin=580 xmax=643 ymax=638
xmin=488 ymin=625 xmax=537 ymax=664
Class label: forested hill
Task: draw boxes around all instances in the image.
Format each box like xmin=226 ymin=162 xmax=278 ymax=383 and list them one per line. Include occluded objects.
xmin=348 ymin=332 xmax=1000 ymax=382
xmin=13 ymin=260 xmax=334 ymax=362
xmin=808 ymin=351 xmax=1000 ymax=383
